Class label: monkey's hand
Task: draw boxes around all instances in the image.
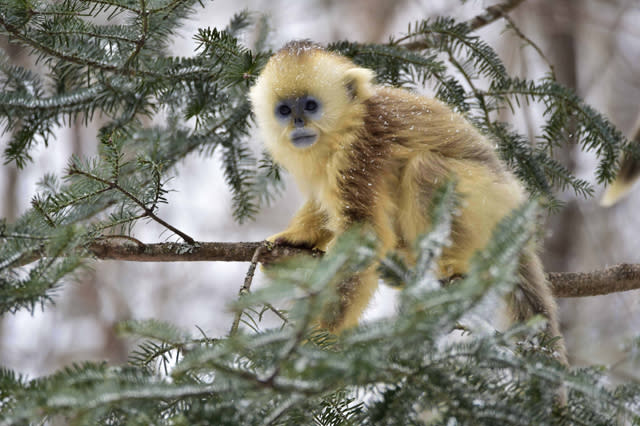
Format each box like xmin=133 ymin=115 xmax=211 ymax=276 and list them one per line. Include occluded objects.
xmin=261 ymin=229 xmax=330 ymax=275
xmin=267 ymin=228 xmax=330 ymax=251
xmin=266 ymin=200 xmax=335 ymax=252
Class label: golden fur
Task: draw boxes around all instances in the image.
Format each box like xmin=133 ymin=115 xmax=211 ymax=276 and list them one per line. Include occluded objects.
xmin=250 ymin=41 xmax=566 ymax=363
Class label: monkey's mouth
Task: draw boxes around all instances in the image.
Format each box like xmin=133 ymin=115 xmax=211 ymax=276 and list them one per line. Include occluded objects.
xmin=290 ymin=129 xmax=318 ymax=148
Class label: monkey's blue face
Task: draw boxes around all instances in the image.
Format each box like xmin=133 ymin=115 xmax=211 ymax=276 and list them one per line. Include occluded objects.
xmin=274 ymin=95 xmax=322 ymax=148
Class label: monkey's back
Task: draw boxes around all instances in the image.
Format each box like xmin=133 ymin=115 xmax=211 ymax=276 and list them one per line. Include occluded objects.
xmin=366 ymin=87 xmax=526 ymax=275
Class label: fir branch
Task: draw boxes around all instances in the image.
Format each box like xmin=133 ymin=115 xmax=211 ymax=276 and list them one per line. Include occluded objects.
xmin=38 ymin=27 xmax=139 ymax=45
xmin=85 ymin=0 xmax=140 ymax=15
xmin=42 ymin=381 xmax=232 ymax=410
xmin=0 ymin=14 xmax=133 ymax=75
xmin=480 ymin=78 xmax=625 ymax=170
xmin=0 ymin=228 xmax=85 ymax=315
xmin=123 ymin=0 xmax=150 ymax=67
xmin=66 ymin=165 xmax=194 ymax=244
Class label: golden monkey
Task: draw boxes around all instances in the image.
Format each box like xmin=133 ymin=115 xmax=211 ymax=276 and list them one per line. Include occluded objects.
xmin=250 ymin=41 xmax=566 ymax=363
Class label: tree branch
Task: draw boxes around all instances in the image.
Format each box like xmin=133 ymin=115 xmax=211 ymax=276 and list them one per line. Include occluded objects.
xmin=10 ymin=237 xmax=639 ymax=298
xmin=85 ymin=238 xmax=316 ymax=264
xmin=466 ymin=0 xmax=527 ymax=31
xmin=547 ymin=265 xmax=640 ymax=298
xmin=83 ymin=238 xmax=640 ymax=298
xmin=398 ymin=0 xmax=527 ymax=50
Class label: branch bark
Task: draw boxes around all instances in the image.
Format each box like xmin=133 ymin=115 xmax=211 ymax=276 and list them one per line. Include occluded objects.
xmin=466 ymin=0 xmax=527 ymax=31
xmin=11 ymin=237 xmax=639 ymax=298
xmin=63 ymin=238 xmax=640 ymax=298
xmin=86 ymin=238 xmax=317 ymax=264
xmin=398 ymin=0 xmax=527 ymax=50
xmin=547 ymin=265 xmax=640 ymax=298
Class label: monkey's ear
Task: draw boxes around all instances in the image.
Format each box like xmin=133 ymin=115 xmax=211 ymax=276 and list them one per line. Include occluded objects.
xmin=343 ymin=67 xmax=375 ymax=101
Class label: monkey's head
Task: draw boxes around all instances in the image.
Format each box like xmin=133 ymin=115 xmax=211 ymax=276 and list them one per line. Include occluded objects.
xmin=250 ymin=41 xmax=375 ymax=159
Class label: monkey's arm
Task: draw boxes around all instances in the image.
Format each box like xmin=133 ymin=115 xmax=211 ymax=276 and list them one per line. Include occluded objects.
xmin=268 ymin=199 xmax=334 ymax=251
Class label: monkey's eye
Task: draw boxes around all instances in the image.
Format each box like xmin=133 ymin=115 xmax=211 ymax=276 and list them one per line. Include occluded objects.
xmin=277 ymin=104 xmax=292 ymax=117
xmin=304 ymin=99 xmax=318 ymax=112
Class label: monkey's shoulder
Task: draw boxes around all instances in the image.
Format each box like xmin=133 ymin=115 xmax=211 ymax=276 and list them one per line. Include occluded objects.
xmin=367 ymin=86 xmax=455 ymax=121
xmin=361 ymin=87 xmax=501 ymax=167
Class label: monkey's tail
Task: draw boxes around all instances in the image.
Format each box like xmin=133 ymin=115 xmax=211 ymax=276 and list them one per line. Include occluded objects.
xmin=600 ymin=158 xmax=640 ymax=206
xmin=600 ymin=115 xmax=640 ymax=207
xmin=511 ymin=247 xmax=568 ymax=366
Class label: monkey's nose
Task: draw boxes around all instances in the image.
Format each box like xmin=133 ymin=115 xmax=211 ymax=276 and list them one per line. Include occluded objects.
xmin=293 ymin=117 xmax=305 ymax=128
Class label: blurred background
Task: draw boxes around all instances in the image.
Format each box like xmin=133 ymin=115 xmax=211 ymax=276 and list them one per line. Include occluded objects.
xmin=1 ymin=0 xmax=639 ymax=382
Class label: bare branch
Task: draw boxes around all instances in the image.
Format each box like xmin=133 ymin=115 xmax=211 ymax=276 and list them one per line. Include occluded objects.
xmin=88 ymin=239 xmax=640 ymax=298
xmin=398 ymin=0 xmax=527 ymax=50
xmin=547 ymin=264 xmax=640 ymax=298
xmin=11 ymin=237 xmax=640 ymax=298
xmin=229 ymin=243 xmax=266 ymax=336
xmin=86 ymin=239 xmax=316 ymax=264
xmin=501 ymin=14 xmax=556 ymax=80
xmin=466 ymin=0 xmax=527 ymax=31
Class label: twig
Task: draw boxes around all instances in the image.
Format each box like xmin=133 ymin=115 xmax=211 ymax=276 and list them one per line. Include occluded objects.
xmin=7 ymin=237 xmax=640 ymax=298
xmin=68 ymin=166 xmax=195 ymax=244
xmin=124 ymin=0 xmax=149 ymax=67
xmin=262 ymin=395 xmax=304 ymax=426
xmin=467 ymin=0 xmax=527 ymax=31
xmin=501 ymin=14 xmax=556 ymax=80
xmin=264 ymin=303 xmax=289 ymax=326
xmin=229 ymin=243 xmax=266 ymax=336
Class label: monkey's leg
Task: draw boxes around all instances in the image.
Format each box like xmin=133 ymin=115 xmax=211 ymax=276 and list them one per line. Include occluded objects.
xmin=318 ymin=199 xmax=397 ymax=333
xmin=319 ymin=267 xmax=379 ymax=333
xmin=510 ymin=247 xmax=567 ymax=365
xmin=268 ymin=199 xmax=334 ymax=250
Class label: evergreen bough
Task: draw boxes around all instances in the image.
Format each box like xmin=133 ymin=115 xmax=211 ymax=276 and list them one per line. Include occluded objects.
xmin=0 ymin=1 xmax=638 ymax=424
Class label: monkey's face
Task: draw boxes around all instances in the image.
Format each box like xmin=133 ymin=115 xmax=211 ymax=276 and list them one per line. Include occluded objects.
xmin=249 ymin=48 xmax=374 ymax=160
xmin=273 ymin=95 xmax=323 ymax=148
